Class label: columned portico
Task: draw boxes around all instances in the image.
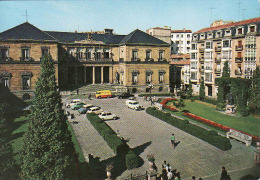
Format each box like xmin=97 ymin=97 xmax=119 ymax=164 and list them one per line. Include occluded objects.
xmin=101 ymin=66 xmax=104 ymax=84
xmin=92 ymin=66 xmax=95 ymax=84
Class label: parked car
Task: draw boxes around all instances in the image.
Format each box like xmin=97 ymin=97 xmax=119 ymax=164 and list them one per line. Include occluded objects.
xmin=125 ymin=100 xmax=142 ymax=110
xmin=117 ymin=92 xmax=134 ymax=99
xmin=71 ymin=102 xmax=86 ymax=110
xmin=66 ymin=99 xmax=81 ymax=108
xmin=78 ymin=104 xmax=95 ymax=114
xmin=87 ymin=107 xmax=104 ymax=115
xmin=98 ymin=112 xmax=118 ymax=120
xmin=153 ymin=102 xmax=163 ymax=110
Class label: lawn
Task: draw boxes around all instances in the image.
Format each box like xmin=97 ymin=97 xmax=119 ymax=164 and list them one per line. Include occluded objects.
xmin=178 ymin=100 xmax=260 ymax=137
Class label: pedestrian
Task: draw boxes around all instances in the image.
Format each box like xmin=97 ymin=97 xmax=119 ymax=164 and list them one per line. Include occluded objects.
xmin=192 ymin=176 xmax=196 ymax=180
xmin=166 ymin=163 xmax=171 ymax=173
xmin=173 ymin=174 xmax=179 ymax=180
xmin=167 ymin=171 xmax=173 ymax=180
xmin=162 ymin=160 xmax=167 ymax=170
xmin=171 ymin=133 xmax=175 ymax=148
xmin=76 ymin=88 xmax=79 ymax=95
xmin=220 ymin=166 xmax=230 ymax=180
xmin=88 ymin=93 xmax=91 ymax=100
xmin=160 ymin=169 xmax=168 ymax=180
xmin=145 ymin=95 xmax=147 ymax=101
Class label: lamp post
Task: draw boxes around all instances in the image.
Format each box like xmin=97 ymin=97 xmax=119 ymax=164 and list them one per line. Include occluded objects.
xmin=148 ymin=84 xmax=154 ymax=105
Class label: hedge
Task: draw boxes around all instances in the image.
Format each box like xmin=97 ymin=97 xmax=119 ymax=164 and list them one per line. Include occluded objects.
xmin=86 ymin=113 xmax=140 ymax=169
xmin=138 ymin=93 xmax=174 ymax=97
xmin=146 ymin=107 xmax=232 ymax=151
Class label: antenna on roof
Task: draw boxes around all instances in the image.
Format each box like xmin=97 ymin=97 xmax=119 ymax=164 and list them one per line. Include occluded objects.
xmin=242 ymin=9 xmax=246 ymax=20
xmin=237 ymin=1 xmax=241 ymax=20
xmin=22 ymin=10 xmax=29 ymax=22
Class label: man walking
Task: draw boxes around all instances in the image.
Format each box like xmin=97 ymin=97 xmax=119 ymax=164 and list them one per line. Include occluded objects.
xmin=171 ymin=133 xmax=175 ymax=148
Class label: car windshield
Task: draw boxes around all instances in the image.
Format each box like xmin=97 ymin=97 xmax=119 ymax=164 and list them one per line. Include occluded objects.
xmin=107 ymin=113 xmax=112 ymax=115
xmin=132 ymin=102 xmax=138 ymax=105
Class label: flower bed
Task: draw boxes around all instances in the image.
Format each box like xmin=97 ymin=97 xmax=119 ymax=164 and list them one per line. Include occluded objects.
xmin=160 ymin=98 xmax=178 ymax=111
xmin=146 ymin=107 xmax=232 ymax=151
xmin=183 ymin=112 xmax=260 ymax=142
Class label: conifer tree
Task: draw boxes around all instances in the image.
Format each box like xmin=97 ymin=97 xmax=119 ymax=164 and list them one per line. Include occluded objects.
xmin=249 ymin=66 xmax=260 ymax=115
xmin=21 ymin=55 xmax=76 ymax=179
xmin=0 ymin=104 xmax=15 ymax=179
xmin=199 ymin=79 xmax=205 ymax=101
xmin=187 ymin=79 xmax=193 ymax=99
xmin=222 ymin=60 xmax=230 ymax=78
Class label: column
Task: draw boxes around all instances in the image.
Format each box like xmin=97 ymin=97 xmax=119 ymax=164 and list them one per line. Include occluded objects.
xmin=84 ymin=66 xmax=86 ymax=84
xmin=109 ymin=66 xmax=113 ymax=84
xmin=92 ymin=66 xmax=95 ymax=84
xmin=101 ymin=66 xmax=104 ymax=84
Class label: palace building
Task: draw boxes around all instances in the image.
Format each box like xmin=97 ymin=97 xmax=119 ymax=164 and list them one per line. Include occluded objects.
xmin=0 ymin=22 xmax=171 ymax=98
xmin=190 ymin=17 xmax=260 ymax=98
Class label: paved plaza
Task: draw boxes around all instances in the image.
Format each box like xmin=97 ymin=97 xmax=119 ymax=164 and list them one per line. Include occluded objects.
xmin=63 ymin=96 xmax=260 ymax=180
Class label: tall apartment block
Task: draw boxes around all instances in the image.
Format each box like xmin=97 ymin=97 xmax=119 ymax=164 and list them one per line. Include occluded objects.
xmin=171 ymin=29 xmax=192 ymax=54
xmin=190 ymin=17 xmax=260 ymax=98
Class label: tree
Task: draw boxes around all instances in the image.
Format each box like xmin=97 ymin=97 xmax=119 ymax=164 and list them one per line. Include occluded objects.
xmin=249 ymin=66 xmax=260 ymax=115
xmin=21 ymin=55 xmax=76 ymax=179
xmin=0 ymin=104 xmax=15 ymax=179
xmin=187 ymin=79 xmax=193 ymax=99
xmin=199 ymin=79 xmax=205 ymax=101
xmin=222 ymin=60 xmax=230 ymax=78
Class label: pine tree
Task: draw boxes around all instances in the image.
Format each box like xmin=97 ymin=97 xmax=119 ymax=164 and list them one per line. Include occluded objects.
xmin=187 ymin=79 xmax=193 ymax=99
xmin=21 ymin=55 xmax=76 ymax=179
xmin=249 ymin=66 xmax=260 ymax=115
xmin=199 ymin=79 xmax=205 ymax=101
xmin=222 ymin=60 xmax=230 ymax=78
xmin=0 ymin=104 xmax=15 ymax=179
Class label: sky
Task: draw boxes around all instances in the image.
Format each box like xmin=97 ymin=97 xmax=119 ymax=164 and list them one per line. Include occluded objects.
xmin=0 ymin=0 xmax=259 ymax=35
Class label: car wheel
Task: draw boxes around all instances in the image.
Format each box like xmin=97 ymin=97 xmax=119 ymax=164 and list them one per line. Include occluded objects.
xmin=113 ymin=117 xmax=117 ymax=120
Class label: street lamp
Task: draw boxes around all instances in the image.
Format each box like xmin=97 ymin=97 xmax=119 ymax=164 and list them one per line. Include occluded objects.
xmin=148 ymin=84 xmax=154 ymax=105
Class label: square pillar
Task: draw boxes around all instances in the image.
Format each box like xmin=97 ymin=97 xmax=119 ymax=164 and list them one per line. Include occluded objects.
xmin=92 ymin=66 xmax=95 ymax=84
xmin=84 ymin=66 xmax=86 ymax=84
xmin=109 ymin=66 xmax=113 ymax=84
xmin=101 ymin=66 xmax=104 ymax=84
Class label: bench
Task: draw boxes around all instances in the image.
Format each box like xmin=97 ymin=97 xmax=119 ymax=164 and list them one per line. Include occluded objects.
xmin=226 ymin=129 xmax=252 ymax=146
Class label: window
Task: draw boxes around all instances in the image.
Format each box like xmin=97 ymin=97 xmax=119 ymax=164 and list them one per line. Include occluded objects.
xmin=146 ymin=73 xmax=152 ymax=84
xmin=1 ymin=78 xmax=9 ymax=87
xmin=96 ymin=52 xmax=101 ymax=59
xmin=22 ymin=77 xmax=30 ymax=90
xmin=205 ymin=73 xmax=212 ymax=82
xmin=205 ymin=52 xmax=212 ymax=59
xmin=104 ymin=52 xmax=109 ymax=58
xmin=176 ymin=35 xmax=179 ymax=38
xmin=250 ymin=26 xmax=255 ymax=32
xmin=77 ymin=51 xmax=83 ymax=59
xmin=41 ymin=47 xmax=49 ymax=57
xmin=132 ymin=50 xmax=138 ymax=59
xmin=191 ymin=62 xmax=197 ymax=69
xmin=21 ymin=48 xmax=30 ymax=60
xmin=191 ymin=53 xmax=197 ymax=59
xmin=208 ymin=33 xmax=212 ymax=38
xmin=181 ymin=34 xmax=183 ymax=38
xmin=187 ymin=41 xmax=190 ymax=45
xmin=223 ymin=40 xmax=230 ymax=48
xmin=159 ymin=51 xmax=164 ymax=60
xmin=191 ymin=72 xmax=197 ymax=80
xmin=85 ymin=50 xmax=91 ymax=59
xmin=146 ymin=50 xmax=151 ymax=59
xmin=176 ymin=41 xmax=179 ymax=45
xmin=187 ymin=34 xmax=190 ymax=38
xmin=191 ymin=44 xmax=197 ymax=50
xmin=222 ymin=51 xmax=231 ymax=59
xmin=205 ymin=62 xmax=213 ymax=70
xmin=238 ymin=28 xmax=243 ymax=34
xmin=205 ymin=42 xmax=212 ymax=49
xmin=132 ymin=73 xmax=138 ymax=85
xmin=0 ymin=48 xmax=9 ymax=61
xmin=159 ymin=72 xmax=164 ymax=83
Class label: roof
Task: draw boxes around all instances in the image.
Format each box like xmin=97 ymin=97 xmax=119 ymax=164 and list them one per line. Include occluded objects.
xmin=195 ymin=17 xmax=260 ymax=34
xmin=0 ymin=22 xmax=57 ymax=41
xmin=170 ymin=59 xmax=190 ymax=65
xmin=171 ymin=54 xmax=190 ymax=59
xmin=149 ymin=27 xmax=171 ymax=30
xmin=171 ymin=30 xmax=192 ymax=33
xmin=120 ymin=29 xmax=169 ymax=45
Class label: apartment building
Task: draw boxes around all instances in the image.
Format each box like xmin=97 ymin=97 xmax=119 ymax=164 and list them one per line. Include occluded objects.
xmin=146 ymin=26 xmax=171 ymax=44
xmin=0 ymin=22 xmax=171 ymax=99
xmin=190 ymin=17 xmax=260 ymax=98
xmin=171 ymin=29 xmax=192 ymax=54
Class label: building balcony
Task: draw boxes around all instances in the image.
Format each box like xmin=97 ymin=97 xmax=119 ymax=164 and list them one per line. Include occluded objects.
xmin=215 ymin=57 xmax=221 ymax=63
xmin=215 ymin=69 xmax=221 ymax=74
xmin=235 ymin=57 xmax=243 ymax=63
xmin=199 ymin=48 xmax=205 ymax=53
xmin=235 ymin=45 xmax=243 ymax=51
xmin=20 ymin=57 xmax=34 ymax=61
xmin=205 ymin=67 xmax=213 ymax=70
xmin=215 ymin=47 xmax=221 ymax=52
xmin=0 ymin=57 xmax=13 ymax=62
xmin=199 ymin=57 xmax=204 ymax=62
xmin=158 ymin=58 xmax=167 ymax=62
xmin=145 ymin=58 xmax=154 ymax=62
xmin=235 ymin=70 xmax=243 ymax=75
xmin=131 ymin=58 xmax=141 ymax=62
xmin=119 ymin=58 xmax=124 ymax=62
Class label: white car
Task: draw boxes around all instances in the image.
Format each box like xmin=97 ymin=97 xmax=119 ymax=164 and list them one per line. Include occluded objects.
xmin=98 ymin=112 xmax=118 ymax=120
xmin=66 ymin=99 xmax=81 ymax=108
xmin=125 ymin=100 xmax=142 ymax=110
xmin=87 ymin=107 xmax=104 ymax=115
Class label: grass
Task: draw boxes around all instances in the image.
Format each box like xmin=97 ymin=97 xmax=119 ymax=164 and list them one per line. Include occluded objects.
xmin=177 ymin=100 xmax=260 ymax=137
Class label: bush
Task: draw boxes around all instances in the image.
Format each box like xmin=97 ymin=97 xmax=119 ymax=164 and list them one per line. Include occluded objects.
xmin=125 ymin=150 xmax=139 ymax=169
xmin=191 ymin=97 xmax=195 ymax=102
xmin=146 ymin=107 xmax=232 ymax=151
xmin=182 ymin=109 xmax=190 ymax=113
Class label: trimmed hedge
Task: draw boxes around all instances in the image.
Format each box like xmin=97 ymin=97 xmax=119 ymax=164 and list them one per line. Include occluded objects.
xmin=138 ymin=93 xmax=174 ymax=97
xmin=146 ymin=107 xmax=232 ymax=151
xmin=86 ymin=113 xmax=140 ymax=169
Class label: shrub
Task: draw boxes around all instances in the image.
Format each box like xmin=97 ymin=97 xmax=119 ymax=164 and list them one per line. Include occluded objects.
xmin=191 ymin=97 xmax=195 ymax=102
xmin=125 ymin=150 xmax=139 ymax=169
xmin=208 ymin=130 xmax=218 ymax=136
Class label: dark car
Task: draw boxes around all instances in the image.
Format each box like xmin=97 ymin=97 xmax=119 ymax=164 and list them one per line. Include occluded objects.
xmin=117 ymin=92 xmax=134 ymax=99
